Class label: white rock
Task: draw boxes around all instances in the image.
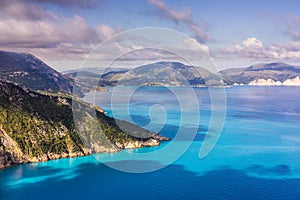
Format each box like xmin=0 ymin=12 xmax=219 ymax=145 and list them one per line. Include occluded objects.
xmin=248 ymin=79 xmax=282 ymax=86
xmin=283 ymin=76 xmax=300 ymax=86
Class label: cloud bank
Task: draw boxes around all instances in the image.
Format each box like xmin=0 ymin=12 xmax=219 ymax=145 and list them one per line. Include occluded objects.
xmin=0 ymin=1 xmax=119 ymax=60
xmin=218 ymin=37 xmax=300 ymax=60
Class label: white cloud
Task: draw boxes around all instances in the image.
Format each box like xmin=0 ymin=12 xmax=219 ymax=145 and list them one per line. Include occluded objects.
xmin=95 ymin=25 xmax=119 ymax=41
xmin=183 ymin=38 xmax=209 ymax=52
xmin=218 ymin=37 xmax=300 ymax=60
xmin=242 ymin=37 xmax=264 ymax=49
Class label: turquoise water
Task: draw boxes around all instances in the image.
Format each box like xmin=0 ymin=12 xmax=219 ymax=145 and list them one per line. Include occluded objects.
xmin=1 ymin=86 xmax=300 ymax=199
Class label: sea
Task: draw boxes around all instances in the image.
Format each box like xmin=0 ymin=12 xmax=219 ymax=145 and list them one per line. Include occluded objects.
xmin=1 ymin=86 xmax=300 ymax=199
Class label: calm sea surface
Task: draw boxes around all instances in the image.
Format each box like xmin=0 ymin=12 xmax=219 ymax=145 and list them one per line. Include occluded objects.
xmin=1 ymin=86 xmax=300 ymax=199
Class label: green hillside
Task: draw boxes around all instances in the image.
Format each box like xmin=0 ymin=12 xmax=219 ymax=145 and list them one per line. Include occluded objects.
xmin=0 ymin=80 xmax=168 ymax=169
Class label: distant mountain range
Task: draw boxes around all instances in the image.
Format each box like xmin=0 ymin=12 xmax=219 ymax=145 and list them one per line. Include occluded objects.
xmin=67 ymin=61 xmax=223 ymax=89
xmin=1 ymin=50 xmax=299 ymax=91
xmin=66 ymin=61 xmax=300 ymax=89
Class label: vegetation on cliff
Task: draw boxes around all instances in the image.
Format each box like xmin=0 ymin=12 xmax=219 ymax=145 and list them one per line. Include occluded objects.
xmin=0 ymin=80 xmax=168 ymax=169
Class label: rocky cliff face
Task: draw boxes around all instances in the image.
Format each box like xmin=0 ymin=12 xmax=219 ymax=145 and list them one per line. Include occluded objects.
xmin=0 ymin=50 xmax=72 ymax=93
xmin=0 ymin=80 xmax=169 ymax=170
xmin=0 ymin=128 xmax=25 ymax=169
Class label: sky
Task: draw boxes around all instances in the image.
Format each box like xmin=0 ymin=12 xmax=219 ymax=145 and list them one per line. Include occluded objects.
xmin=0 ymin=0 xmax=300 ymax=71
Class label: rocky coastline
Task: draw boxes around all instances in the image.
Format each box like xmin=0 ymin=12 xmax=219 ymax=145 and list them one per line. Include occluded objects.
xmin=0 ymin=128 xmax=169 ymax=170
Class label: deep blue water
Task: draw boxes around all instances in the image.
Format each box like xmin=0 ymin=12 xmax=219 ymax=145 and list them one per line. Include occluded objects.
xmin=1 ymin=86 xmax=300 ymax=199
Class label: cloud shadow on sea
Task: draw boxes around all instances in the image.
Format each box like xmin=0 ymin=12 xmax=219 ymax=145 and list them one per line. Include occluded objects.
xmin=158 ymin=123 xmax=209 ymax=142
xmin=2 ymin=160 xmax=300 ymax=200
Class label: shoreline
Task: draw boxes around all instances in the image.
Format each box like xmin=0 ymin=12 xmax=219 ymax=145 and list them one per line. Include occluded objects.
xmin=0 ymin=136 xmax=170 ymax=171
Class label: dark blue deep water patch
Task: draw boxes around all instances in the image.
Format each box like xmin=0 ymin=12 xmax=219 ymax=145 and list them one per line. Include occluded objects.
xmin=130 ymin=114 xmax=151 ymax=126
xmin=2 ymin=161 xmax=300 ymax=200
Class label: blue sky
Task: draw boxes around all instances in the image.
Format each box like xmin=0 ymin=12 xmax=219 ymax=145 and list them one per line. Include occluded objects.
xmin=0 ymin=0 xmax=300 ymax=71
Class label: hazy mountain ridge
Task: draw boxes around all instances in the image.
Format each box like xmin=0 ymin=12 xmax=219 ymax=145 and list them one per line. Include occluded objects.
xmin=67 ymin=61 xmax=300 ymax=88
xmin=111 ymin=61 xmax=222 ymax=86
xmin=68 ymin=61 xmax=224 ymax=88
xmin=0 ymin=51 xmax=73 ymax=93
